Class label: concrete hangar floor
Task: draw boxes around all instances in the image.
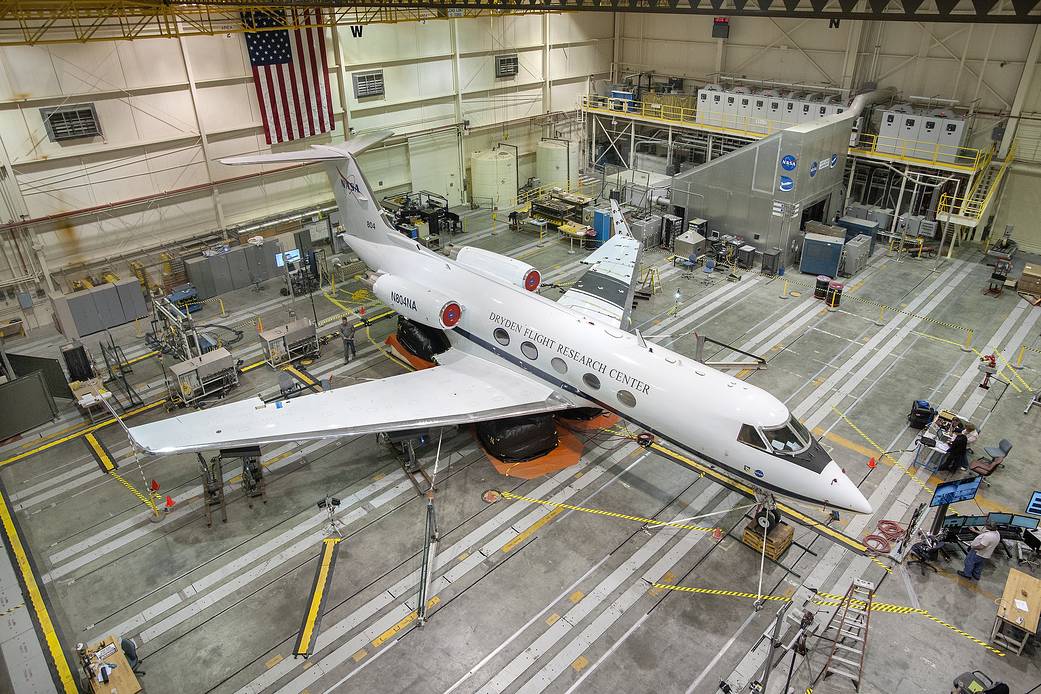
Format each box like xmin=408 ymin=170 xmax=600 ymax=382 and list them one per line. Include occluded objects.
xmin=4 ymin=202 xmax=1041 ymax=694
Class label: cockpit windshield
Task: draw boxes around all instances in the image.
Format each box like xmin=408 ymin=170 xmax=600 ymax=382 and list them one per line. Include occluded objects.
xmin=761 ymin=417 xmax=811 ymax=454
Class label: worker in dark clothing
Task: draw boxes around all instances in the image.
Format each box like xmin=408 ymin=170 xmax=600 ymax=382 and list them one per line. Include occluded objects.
xmin=340 ymin=315 xmax=357 ymax=364
xmin=939 ymin=418 xmax=969 ymax=472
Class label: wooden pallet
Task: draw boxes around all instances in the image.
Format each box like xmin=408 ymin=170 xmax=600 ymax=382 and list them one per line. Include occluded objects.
xmin=741 ymin=520 xmax=794 ymax=561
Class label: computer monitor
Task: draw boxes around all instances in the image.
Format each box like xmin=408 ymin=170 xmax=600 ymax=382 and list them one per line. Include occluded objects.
xmin=988 ymin=512 xmax=1013 ymax=526
xmin=275 ymin=248 xmax=300 ymax=268
xmin=964 ymin=515 xmax=987 ymax=527
xmin=1012 ymin=515 xmax=1041 ymax=530
xmin=1027 ymin=490 xmax=1041 ymax=516
xmin=942 ymin=516 xmax=967 ymax=528
xmin=929 ymin=476 xmax=983 ymax=507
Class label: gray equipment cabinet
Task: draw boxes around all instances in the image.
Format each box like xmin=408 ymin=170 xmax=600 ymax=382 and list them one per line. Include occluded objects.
xmin=169 ymin=347 xmax=238 ymax=407
xmin=259 ymin=318 xmax=319 ymax=367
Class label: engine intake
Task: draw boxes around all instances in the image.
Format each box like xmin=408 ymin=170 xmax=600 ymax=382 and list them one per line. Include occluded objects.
xmin=455 ymin=246 xmax=541 ymax=292
xmin=372 ymin=274 xmax=463 ymax=330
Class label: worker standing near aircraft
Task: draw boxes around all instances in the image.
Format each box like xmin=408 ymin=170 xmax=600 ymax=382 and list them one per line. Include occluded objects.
xmin=340 ymin=315 xmax=357 ymax=364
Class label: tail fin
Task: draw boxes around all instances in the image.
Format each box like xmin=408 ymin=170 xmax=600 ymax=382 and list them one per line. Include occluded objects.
xmin=221 ymin=131 xmax=396 ymax=247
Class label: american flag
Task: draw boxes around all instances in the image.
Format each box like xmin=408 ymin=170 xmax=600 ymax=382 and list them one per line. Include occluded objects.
xmin=242 ymin=9 xmax=334 ymax=145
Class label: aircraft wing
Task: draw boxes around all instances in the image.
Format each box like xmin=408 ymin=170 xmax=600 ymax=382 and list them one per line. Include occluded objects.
xmin=128 ymin=350 xmax=573 ymax=455
xmin=557 ymin=201 xmax=642 ymax=329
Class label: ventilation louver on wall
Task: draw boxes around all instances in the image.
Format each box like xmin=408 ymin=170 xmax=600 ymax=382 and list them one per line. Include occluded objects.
xmin=494 ymin=54 xmax=519 ymax=78
xmin=41 ymin=104 xmax=101 ymax=141
xmin=352 ymin=70 xmax=385 ymax=99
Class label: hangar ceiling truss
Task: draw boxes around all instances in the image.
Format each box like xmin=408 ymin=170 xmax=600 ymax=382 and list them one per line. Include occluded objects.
xmin=0 ymin=0 xmax=1038 ymax=46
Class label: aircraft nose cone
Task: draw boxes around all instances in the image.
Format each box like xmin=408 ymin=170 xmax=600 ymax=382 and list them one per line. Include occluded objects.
xmin=824 ymin=461 xmax=873 ymax=514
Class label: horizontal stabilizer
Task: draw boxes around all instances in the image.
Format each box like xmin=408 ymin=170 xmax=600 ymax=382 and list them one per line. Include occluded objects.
xmin=221 ymin=130 xmax=393 ymax=166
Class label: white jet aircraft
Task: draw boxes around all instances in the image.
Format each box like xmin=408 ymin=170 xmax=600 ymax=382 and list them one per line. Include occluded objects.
xmin=129 ymin=131 xmax=871 ymax=514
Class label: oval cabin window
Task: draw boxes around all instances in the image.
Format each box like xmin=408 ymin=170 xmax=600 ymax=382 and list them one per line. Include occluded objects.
xmin=520 ymin=341 xmax=538 ymax=360
xmin=616 ymin=390 xmax=637 ymax=408
xmin=583 ymin=373 xmax=601 ymax=390
xmin=494 ymin=328 xmax=510 ymax=346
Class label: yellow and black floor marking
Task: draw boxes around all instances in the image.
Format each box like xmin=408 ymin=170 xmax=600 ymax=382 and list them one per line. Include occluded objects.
xmin=83 ymin=432 xmax=118 ymax=473
xmin=830 ymin=406 xmax=932 ymax=494
xmin=83 ymin=433 xmax=159 ymax=513
xmin=654 ymin=583 xmax=1005 ymax=656
xmin=240 ymin=359 xmax=267 ymax=374
xmin=0 ymin=398 xmax=166 ymax=470
xmin=282 ymin=364 xmax=323 ymax=392
xmin=294 ymin=537 xmax=342 ymax=658
xmin=645 ymin=442 xmax=870 ymax=556
xmin=0 ymin=485 xmax=78 ymax=692
xmin=499 ymin=490 xmax=722 ymax=534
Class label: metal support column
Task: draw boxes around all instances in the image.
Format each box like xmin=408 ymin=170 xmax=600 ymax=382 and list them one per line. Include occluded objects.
xmin=844 ymin=158 xmax=857 ymax=208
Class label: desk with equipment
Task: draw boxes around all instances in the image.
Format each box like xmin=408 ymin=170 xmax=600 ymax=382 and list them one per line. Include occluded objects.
xmin=992 ymin=568 xmax=1041 ymax=655
xmin=78 ymin=636 xmax=142 ymax=693
xmin=913 ymin=409 xmax=976 ymax=471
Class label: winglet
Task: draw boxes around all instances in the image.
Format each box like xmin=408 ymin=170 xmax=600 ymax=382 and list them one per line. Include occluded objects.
xmin=221 ymin=130 xmax=394 ymax=166
xmin=610 ymin=200 xmax=634 ymax=239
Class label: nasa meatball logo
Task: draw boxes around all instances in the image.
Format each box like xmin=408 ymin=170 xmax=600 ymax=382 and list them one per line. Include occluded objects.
xmin=755 ymin=469 xmax=765 ymax=478
xmin=780 ymin=154 xmax=797 ymax=171
xmin=337 ymin=169 xmax=362 ymax=194
xmin=809 ymin=161 xmax=818 ymax=178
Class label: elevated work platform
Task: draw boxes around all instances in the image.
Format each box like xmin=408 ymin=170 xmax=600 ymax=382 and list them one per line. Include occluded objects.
xmin=581 ymin=95 xmax=986 ymax=177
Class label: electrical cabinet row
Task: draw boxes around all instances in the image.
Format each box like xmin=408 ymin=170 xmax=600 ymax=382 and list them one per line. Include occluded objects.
xmin=876 ymin=105 xmax=966 ymax=162
xmin=184 ymin=239 xmax=282 ymax=301
xmin=51 ymin=278 xmax=149 ymax=339
xmin=696 ymin=85 xmax=847 ymax=132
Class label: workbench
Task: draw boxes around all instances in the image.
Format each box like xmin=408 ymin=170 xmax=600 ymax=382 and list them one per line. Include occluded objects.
xmin=991 ymin=567 xmax=1041 ymax=655
xmin=80 ymin=635 xmax=142 ymax=694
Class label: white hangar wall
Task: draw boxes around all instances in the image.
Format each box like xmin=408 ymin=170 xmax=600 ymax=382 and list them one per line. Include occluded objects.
xmin=0 ymin=12 xmax=612 ymax=289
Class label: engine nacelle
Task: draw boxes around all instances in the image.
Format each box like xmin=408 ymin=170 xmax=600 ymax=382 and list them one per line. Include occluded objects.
xmin=455 ymin=246 xmax=541 ymax=292
xmin=372 ymin=274 xmax=463 ymax=330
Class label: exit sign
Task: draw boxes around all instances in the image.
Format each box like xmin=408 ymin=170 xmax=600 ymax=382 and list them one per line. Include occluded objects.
xmin=712 ymin=17 xmax=730 ymax=39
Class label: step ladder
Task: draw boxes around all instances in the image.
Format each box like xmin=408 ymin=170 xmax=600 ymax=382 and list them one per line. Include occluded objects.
xmin=814 ymin=578 xmax=875 ymax=691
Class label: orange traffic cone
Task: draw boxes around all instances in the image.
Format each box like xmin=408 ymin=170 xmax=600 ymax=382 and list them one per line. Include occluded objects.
xmin=867 ymin=457 xmax=877 ymax=469
xmin=150 ymin=479 xmax=160 ymax=492
xmin=165 ymin=495 xmax=176 ymax=508
xmin=712 ymin=528 xmax=724 ymax=541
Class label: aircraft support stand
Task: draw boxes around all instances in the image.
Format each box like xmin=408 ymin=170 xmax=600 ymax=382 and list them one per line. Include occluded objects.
xmin=417 ymin=492 xmax=440 ymax=626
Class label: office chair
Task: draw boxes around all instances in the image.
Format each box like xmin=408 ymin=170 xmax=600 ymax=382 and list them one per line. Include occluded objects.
xmin=970 ymin=438 xmax=1012 ymax=486
xmin=983 ymin=438 xmax=1013 ymax=462
xmin=121 ymin=638 xmax=144 ymax=677
xmin=952 ymin=671 xmax=1009 ymax=694
xmin=1019 ymin=529 xmax=1041 ymax=569
xmin=678 ymin=253 xmax=701 ymax=277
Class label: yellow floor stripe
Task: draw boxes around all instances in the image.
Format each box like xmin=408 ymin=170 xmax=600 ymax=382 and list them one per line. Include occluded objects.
xmin=371 ymin=596 xmax=440 ymax=648
xmin=502 ymin=506 xmax=564 ymax=553
xmin=500 ymin=490 xmax=720 ymax=535
xmin=816 ymin=425 xmax=1013 ymax=516
xmin=0 ymin=399 xmax=166 ymax=469
xmin=830 ymin=406 xmax=932 ymax=493
xmin=0 ymin=489 xmax=78 ymax=692
xmin=294 ymin=538 xmax=341 ymax=657
xmin=124 ymin=350 xmax=159 ymax=366
xmin=283 ymin=364 xmax=321 ymax=390
xmin=654 ymin=583 xmax=1005 ymax=656
xmin=240 ymin=359 xmax=267 ymax=373
xmin=83 ymin=433 xmax=117 ymax=473
xmin=645 ymin=442 xmax=869 ymax=554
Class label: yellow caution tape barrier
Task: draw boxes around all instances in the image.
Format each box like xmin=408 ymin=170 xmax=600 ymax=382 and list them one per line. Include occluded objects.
xmin=654 ymin=583 xmax=1005 ymax=656
xmin=830 ymin=406 xmax=932 ymax=493
xmin=500 ymin=490 xmax=722 ymax=535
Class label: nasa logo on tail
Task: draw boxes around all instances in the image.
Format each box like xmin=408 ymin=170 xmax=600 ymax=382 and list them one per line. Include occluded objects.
xmin=337 ymin=168 xmax=361 ymax=194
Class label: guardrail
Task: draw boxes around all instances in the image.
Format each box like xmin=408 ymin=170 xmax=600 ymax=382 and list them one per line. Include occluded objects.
xmin=849 ymin=133 xmax=982 ymax=171
xmin=582 ymin=94 xmax=983 ymax=171
xmin=937 ymin=142 xmax=1017 ymax=221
